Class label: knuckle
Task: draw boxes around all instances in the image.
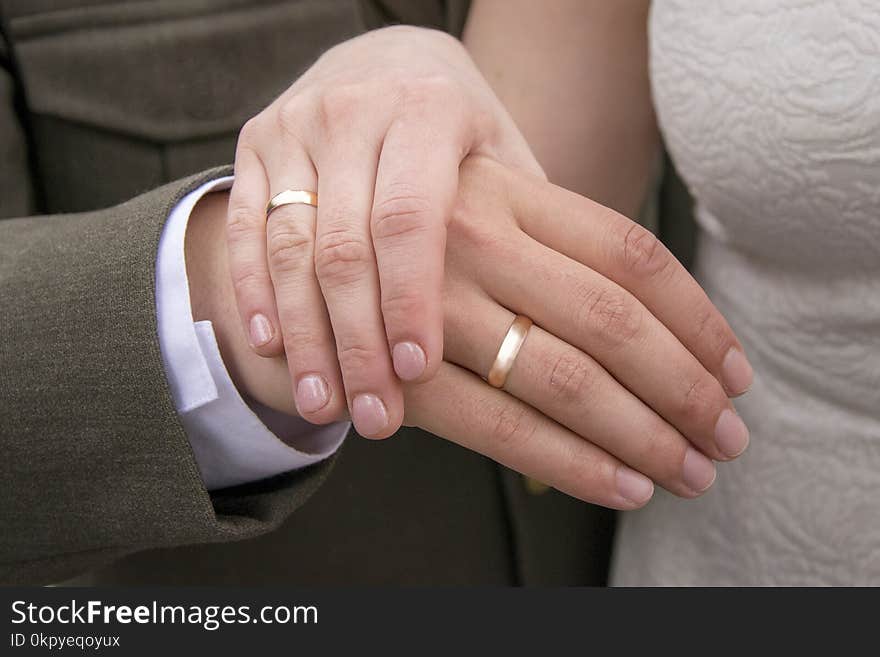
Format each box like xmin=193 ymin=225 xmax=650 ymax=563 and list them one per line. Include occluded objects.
xmin=281 ymin=326 xmax=325 ymax=359
xmin=314 ymin=229 xmax=373 ymax=288
xmin=267 ymin=223 xmax=314 ymax=273
xmin=488 ymin=403 xmax=538 ymax=449
xmin=226 ymin=205 xmax=258 ymax=242
xmin=448 ymin=197 xmax=484 ymax=242
xmin=692 ymin=305 xmax=733 ymax=360
xmin=398 ymin=74 xmax=458 ymax=109
xmin=546 ymin=348 xmax=598 ymax=406
xmin=335 ymin=343 xmax=378 ymax=375
xmin=459 ymin=153 xmax=503 ymax=184
xmin=619 ymin=222 xmax=672 ymax=280
xmin=371 ymin=188 xmax=434 ymax=242
xmin=551 ymin=440 xmax=583 ymax=488
xmin=317 ymin=84 xmax=364 ymax=129
xmin=447 ymin=197 xmax=514 ymax=256
xmin=229 ymin=264 xmax=267 ymax=296
xmin=381 ymin=288 xmax=424 ymax=325
xmin=277 ymin=95 xmax=309 ymax=136
xmin=640 ymin=421 xmax=685 ymax=480
xmin=573 ymin=285 xmax=642 ymax=349
xmin=679 ymin=375 xmax=720 ymax=421
xmin=237 ymin=117 xmax=261 ymax=148
xmin=547 ymin=444 xmax=610 ymax=504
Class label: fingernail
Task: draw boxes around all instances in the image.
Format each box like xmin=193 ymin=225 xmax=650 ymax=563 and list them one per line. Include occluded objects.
xmin=714 ymin=408 xmax=750 ymax=459
xmin=296 ymin=374 xmax=330 ymax=414
xmin=392 ymin=341 xmax=426 ymax=381
xmin=722 ymin=347 xmax=754 ymax=396
xmin=351 ymin=393 xmax=389 ymax=437
xmin=248 ymin=313 xmax=273 ymax=348
xmin=616 ymin=466 xmax=654 ymax=506
xmin=682 ymin=447 xmax=717 ymax=494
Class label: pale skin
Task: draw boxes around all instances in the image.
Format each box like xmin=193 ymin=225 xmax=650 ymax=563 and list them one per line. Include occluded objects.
xmin=191 ymin=155 xmax=750 ymax=509
xmin=226 ymin=27 xmax=543 ymax=438
xmin=203 ymin=1 xmax=755 ymax=508
xmin=464 ymin=0 xmax=661 ymax=219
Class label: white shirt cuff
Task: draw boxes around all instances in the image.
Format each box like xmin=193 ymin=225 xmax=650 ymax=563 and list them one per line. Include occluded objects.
xmin=155 ymin=176 xmax=349 ymax=490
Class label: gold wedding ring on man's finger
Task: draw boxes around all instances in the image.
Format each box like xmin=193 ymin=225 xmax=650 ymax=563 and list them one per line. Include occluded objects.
xmin=487 ymin=315 xmax=533 ymax=389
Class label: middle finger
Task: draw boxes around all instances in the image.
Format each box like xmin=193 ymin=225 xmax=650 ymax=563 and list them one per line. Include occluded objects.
xmin=313 ymin=132 xmax=403 ymax=439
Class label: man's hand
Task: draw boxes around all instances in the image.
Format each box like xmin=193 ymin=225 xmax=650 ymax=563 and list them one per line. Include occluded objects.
xmin=407 ymin=156 xmax=753 ymax=508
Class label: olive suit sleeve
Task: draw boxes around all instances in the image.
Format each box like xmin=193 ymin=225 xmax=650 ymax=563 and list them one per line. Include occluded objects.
xmin=0 ymin=92 xmax=333 ymax=585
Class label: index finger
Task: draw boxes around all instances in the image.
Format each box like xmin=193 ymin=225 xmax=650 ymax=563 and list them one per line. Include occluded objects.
xmin=505 ymin=167 xmax=754 ymax=397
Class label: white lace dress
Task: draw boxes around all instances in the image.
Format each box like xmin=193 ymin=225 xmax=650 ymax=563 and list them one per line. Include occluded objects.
xmin=611 ymin=0 xmax=880 ymax=585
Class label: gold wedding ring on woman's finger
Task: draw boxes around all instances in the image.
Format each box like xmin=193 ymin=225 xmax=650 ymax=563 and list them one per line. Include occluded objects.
xmin=487 ymin=315 xmax=533 ymax=389
xmin=266 ymin=189 xmax=318 ymax=217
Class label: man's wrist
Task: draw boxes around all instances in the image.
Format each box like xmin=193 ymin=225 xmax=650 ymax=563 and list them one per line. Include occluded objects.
xmin=185 ymin=191 xmax=298 ymax=415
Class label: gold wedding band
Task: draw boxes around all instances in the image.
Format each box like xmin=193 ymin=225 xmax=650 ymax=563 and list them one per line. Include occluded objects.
xmin=487 ymin=315 xmax=533 ymax=389
xmin=266 ymin=190 xmax=318 ymax=217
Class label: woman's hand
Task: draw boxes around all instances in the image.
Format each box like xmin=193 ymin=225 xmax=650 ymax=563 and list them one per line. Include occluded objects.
xmin=226 ymin=26 xmax=542 ymax=438
xmin=202 ymin=156 xmax=753 ymax=509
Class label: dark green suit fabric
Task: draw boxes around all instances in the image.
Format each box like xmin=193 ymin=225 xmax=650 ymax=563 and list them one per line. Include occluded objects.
xmin=0 ymin=0 xmax=679 ymax=586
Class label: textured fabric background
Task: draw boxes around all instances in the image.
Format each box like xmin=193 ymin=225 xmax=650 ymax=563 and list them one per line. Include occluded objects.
xmin=613 ymin=0 xmax=880 ymax=585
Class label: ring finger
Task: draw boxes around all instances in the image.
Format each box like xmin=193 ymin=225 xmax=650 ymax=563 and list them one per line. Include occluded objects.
xmin=265 ymin=148 xmax=347 ymax=423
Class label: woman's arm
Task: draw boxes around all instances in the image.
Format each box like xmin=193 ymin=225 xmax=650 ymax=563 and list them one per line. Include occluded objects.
xmin=464 ymin=0 xmax=659 ymax=219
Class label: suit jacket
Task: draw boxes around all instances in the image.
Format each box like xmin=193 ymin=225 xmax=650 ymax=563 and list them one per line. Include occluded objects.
xmin=0 ymin=0 xmax=695 ymax=586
